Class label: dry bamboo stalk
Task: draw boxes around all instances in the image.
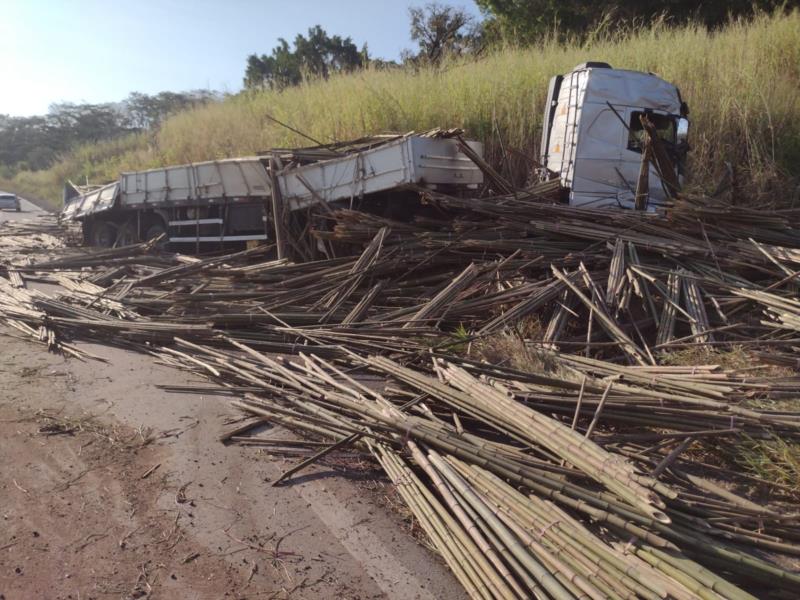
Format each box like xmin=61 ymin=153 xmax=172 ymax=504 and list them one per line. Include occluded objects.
xmin=408 ymin=441 xmax=526 ymax=599
xmin=552 ymin=265 xmax=650 ymax=366
xmin=402 ymin=263 xmax=479 ymax=328
xmin=6 ymin=176 xmax=800 ymax=600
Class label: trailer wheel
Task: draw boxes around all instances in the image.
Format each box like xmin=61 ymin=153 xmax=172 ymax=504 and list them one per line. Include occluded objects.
xmin=144 ymin=220 xmax=168 ymax=247
xmin=114 ymin=222 xmax=139 ymax=247
xmin=90 ymin=221 xmax=117 ymax=247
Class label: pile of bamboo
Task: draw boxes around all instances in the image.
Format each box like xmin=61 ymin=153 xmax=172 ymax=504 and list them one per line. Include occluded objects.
xmin=1 ymin=191 xmax=800 ymax=598
xmin=169 ymin=342 xmax=800 ymax=599
xmin=0 ymin=213 xmax=78 ymax=257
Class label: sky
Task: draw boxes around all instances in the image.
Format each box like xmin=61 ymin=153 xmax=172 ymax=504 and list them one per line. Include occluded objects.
xmin=0 ymin=0 xmax=483 ymax=117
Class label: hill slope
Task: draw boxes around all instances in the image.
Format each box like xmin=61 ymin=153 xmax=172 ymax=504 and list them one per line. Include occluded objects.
xmin=7 ymin=10 xmax=800 ymax=204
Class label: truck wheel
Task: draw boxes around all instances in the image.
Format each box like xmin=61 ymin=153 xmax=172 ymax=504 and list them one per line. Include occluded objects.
xmin=90 ymin=221 xmax=117 ymax=247
xmin=114 ymin=222 xmax=139 ymax=247
xmin=144 ymin=221 xmax=167 ymax=246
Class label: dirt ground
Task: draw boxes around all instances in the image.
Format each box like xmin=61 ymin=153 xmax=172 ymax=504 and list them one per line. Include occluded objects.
xmin=0 ymin=199 xmax=464 ymax=599
xmin=0 ymin=332 xmax=464 ymax=600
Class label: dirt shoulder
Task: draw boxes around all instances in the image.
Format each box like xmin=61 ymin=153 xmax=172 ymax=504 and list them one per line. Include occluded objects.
xmin=0 ymin=332 xmax=463 ymax=599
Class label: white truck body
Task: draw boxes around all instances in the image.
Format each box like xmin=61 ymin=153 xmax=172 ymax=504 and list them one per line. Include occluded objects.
xmin=61 ymin=66 xmax=690 ymax=249
xmin=541 ymin=63 xmax=687 ymax=210
xmin=61 ymin=181 xmax=119 ymax=221
xmin=280 ymin=135 xmax=482 ymax=210
xmin=61 ymin=135 xmax=483 ymax=246
xmin=119 ymin=158 xmax=272 ymax=207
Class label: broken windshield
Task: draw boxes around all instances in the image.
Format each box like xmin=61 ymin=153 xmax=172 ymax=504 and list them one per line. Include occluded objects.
xmin=627 ymin=111 xmax=676 ymax=152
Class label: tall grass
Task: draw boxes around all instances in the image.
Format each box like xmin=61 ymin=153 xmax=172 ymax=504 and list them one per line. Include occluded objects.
xmin=2 ymin=134 xmax=155 ymax=208
xmin=10 ymin=10 xmax=800 ymax=204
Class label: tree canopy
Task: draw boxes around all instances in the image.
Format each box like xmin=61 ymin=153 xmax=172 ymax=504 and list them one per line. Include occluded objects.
xmin=408 ymin=3 xmax=481 ymax=64
xmin=244 ymin=26 xmax=365 ymax=90
xmin=476 ymin=0 xmax=800 ymax=43
xmin=0 ymin=90 xmax=217 ymax=176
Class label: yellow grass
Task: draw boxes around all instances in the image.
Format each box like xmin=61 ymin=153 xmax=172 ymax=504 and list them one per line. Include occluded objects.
xmin=9 ymin=10 xmax=800 ymax=204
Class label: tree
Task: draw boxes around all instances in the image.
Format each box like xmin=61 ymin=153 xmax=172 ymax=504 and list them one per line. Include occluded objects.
xmin=244 ymin=26 xmax=365 ymax=90
xmin=408 ymin=3 xmax=481 ymax=64
xmin=245 ymin=40 xmax=302 ymax=90
xmin=476 ymin=0 xmax=800 ymax=44
xmin=47 ymin=102 xmax=127 ymax=145
xmin=475 ymin=0 xmax=579 ymax=44
xmin=125 ymin=92 xmax=160 ymax=130
xmin=0 ymin=90 xmax=219 ymax=175
xmin=295 ymin=26 xmax=363 ymax=78
xmin=0 ymin=115 xmax=56 ymax=170
xmin=123 ymin=90 xmax=218 ymax=130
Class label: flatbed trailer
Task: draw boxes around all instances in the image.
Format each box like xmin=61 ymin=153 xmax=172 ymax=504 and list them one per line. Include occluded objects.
xmin=61 ymin=133 xmax=483 ymax=249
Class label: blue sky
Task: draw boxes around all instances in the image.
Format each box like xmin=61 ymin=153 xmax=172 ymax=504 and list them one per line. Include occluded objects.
xmin=0 ymin=0 xmax=483 ymax=117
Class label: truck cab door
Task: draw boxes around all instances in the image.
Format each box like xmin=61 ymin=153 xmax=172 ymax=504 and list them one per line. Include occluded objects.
xmin=567 ymin=103 xmax=626 ymax=208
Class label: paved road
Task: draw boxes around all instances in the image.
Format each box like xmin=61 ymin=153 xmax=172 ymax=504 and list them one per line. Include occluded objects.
xmin=0 ymin=192 xmax=44 ymax=224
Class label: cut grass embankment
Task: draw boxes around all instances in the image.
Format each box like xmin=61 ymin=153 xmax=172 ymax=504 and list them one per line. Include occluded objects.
xmin=9 ymin=10 xmax=800 ymax=205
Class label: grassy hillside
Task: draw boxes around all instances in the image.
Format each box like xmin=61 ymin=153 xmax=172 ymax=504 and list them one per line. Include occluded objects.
xmin=9 ymin=10 xmax=800 ymax=205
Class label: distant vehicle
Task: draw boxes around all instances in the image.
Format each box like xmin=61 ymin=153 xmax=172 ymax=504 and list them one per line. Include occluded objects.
xmin=0 ymin=192 xmax=21 ymax=212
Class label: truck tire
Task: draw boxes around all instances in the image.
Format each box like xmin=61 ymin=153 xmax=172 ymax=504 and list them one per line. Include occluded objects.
xmin=114 ymin=222 xmax=139 ymax=247
xmin=144 ymin=221 xmax=167 ymax=246
xmin=90 ymin=221 xmax=117 ymax=247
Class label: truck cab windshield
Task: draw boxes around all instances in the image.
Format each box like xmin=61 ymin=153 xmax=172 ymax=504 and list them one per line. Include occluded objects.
xmin=627 ymin=112 xmax=676 ymax=153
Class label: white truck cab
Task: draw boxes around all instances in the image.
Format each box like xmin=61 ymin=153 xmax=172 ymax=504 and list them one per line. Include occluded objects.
xmin=541 ymin=62 xmax=689 ymax=210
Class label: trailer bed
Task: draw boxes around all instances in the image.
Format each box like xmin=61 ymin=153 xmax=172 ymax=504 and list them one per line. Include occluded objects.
xmin=62 ymin=135 xmax=483 ymax=218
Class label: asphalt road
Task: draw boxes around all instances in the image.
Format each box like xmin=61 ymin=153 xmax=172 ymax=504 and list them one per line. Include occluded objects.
xmin=0 ymin=192 xmax=44 ymax=223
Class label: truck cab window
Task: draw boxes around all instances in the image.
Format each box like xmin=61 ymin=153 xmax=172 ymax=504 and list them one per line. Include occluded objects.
xmin=627 ymin=111 xmax=676 ymax=153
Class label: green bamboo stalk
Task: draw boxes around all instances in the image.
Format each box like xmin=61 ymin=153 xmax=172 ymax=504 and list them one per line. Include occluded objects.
xmin=428 ymin=450 xmax=576 ymax=600
xmin=407 ymin=441 xmax=527 ymax=600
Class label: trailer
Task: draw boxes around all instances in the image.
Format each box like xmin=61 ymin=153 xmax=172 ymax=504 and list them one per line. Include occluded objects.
xmin=62 ymin=133 xmax=484 ymax=249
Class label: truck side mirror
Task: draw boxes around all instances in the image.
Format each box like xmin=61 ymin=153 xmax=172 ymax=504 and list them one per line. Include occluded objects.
xmin=676 ymin=118 xmax=690 ymax=144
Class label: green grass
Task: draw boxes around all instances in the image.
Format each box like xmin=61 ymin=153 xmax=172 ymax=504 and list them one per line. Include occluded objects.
xmin=736 ymin=435 xmax=800 ymax=497
xmin=7 ymin=10 xmax=800 ymax=205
